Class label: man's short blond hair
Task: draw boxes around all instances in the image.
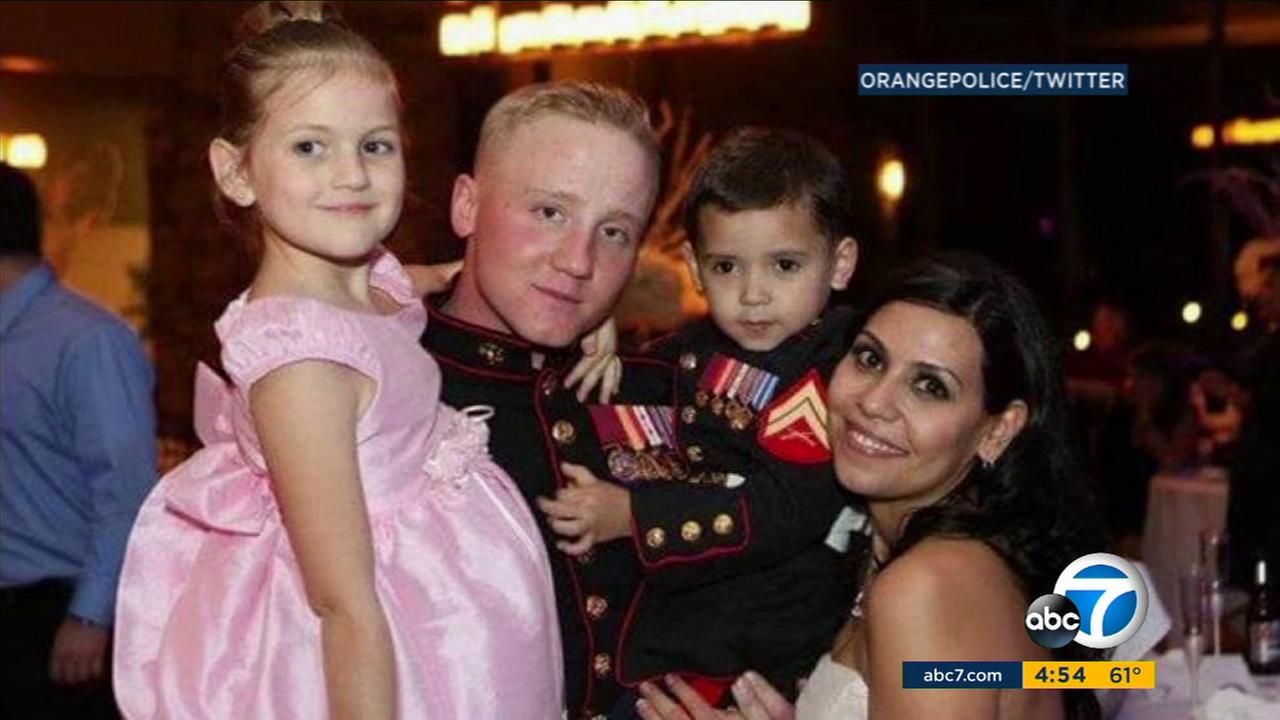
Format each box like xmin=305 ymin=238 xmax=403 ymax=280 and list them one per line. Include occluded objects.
xmin=475 ymin=81 xmax=659 ymax=172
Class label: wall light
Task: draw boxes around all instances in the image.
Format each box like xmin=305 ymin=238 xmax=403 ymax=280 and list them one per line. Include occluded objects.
xmin=1073 ymin=330 xmax=1092 ymax=352
xmin=5 ymin=133 xmax=47 ymax=170
xmin=877 ymin=158 xmax=905 ymax=202
xmin=0 ymin=55 xmax=55 ymax=73
xmin=1231 ymin=311 xmax=1248 ymax=332
xmin=1190 ymin=116 xmax=1280 ymax=149
xmin=1182 ymin=301 xmax=1202 ymax=325
xmin=440 ymin=1 xmax=812 ymax=57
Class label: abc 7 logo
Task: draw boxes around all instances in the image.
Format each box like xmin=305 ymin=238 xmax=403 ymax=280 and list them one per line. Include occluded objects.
xmin=1025 ymin=553 xmax=1148 ymax=650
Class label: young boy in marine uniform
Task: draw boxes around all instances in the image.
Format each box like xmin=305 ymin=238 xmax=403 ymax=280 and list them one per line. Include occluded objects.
xmin=539 ymin=127 xmax=869 ymax=715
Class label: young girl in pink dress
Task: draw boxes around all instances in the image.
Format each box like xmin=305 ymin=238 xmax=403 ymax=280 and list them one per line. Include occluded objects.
xmin=113 ymin=3 xmax=563 ymax=717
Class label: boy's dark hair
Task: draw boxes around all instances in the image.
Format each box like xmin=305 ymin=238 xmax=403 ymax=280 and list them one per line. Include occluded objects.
xmin=682 ymin=127 xmax=852 ymax=249
xmin=0 ymin=162 xmax=42 ymax=258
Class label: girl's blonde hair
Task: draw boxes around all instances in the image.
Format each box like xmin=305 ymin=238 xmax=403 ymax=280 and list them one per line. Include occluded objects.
xmin=213 ymin=1 xmax=399 ymax=241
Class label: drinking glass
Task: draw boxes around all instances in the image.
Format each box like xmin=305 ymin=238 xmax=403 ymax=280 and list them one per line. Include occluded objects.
xmin=1200 ymin=530 xmax=1228 ymax=655
xmin=1179 ymin=564 xmax=1208 ymax=713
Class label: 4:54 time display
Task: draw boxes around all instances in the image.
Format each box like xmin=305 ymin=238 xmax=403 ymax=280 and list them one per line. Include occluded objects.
xmin=1035 ymin=665 xmax=1086 ymax=684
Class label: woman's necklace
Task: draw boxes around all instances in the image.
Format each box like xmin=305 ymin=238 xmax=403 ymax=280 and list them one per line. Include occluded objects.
xmin=849 ymin=588 xmax=867 ymax=620
xmin=849 ymin=548 xmax=886 ymax=620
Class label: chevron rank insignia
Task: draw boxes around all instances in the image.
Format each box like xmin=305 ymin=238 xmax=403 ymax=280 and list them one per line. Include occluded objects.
xmin=757 ymin=370 xmax=831 ymax=464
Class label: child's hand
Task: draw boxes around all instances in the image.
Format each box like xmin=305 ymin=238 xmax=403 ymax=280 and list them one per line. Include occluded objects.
xmin=536 ymin=463 xmax=632 ymax=555
xmin=563 ymin=317 xmax=622 ymax=404
xmin=403 ymin=261 xmax=464 ymax=298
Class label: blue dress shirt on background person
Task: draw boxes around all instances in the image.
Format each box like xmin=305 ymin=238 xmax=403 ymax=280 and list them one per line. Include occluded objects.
xmin=1 ymin=263 xmax=157 ymax=627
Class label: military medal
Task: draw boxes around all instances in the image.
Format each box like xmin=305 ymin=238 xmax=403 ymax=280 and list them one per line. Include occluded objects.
xmin=696 ymin=353 xmax=781 ymax=431
xmin=607 ymin=447 xmax=640 ymax=482
xmin=725 ymin=399 xmax=753 ymax=431
xmin=588 ymin=404 xmax=684 ymax=482
xmin=638 ymin=449 xmax=670 ymax=480
xmin=665 ymin=454 xmax=688 ymax=480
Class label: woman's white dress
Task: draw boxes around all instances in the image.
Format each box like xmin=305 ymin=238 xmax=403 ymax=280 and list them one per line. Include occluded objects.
xmin=794 ymin=654 xmax=868 ymax=720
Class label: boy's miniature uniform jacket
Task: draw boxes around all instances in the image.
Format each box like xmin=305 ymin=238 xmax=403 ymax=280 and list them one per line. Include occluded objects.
xmin=617 ymin=305 xmax=867 ymax=703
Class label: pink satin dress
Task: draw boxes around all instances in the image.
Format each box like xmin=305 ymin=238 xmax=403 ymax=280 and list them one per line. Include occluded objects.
xmin=113 ymin=250 xmax=563 ymax=719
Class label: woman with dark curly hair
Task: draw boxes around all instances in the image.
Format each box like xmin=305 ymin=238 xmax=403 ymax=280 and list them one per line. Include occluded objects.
xmin=635 ymin=252 xmax=1104 ymax=720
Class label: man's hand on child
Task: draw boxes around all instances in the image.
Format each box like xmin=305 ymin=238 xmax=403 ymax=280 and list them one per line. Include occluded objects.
xmin=536 ymin=462 xmax=632 ymax=555
xmin=563 ymin=317 xmax=622 ymax=404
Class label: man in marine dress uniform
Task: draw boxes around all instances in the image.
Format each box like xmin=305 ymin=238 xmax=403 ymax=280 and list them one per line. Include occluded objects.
xmin=424 ymin=86 xmax=866 ymax=719
xmin=421 ymin=81 xmax=676 ymax=719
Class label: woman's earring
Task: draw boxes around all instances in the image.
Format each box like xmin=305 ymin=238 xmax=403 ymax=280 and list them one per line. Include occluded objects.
xmin=980 ymin=457 xmax=993 ymax=472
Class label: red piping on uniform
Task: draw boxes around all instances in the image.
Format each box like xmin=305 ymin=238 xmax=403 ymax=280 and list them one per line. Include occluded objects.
xmin=640 ymin=330 xmax=677 ymax=354
xmin=534 ymin=381 xmax=599 ymax=716
xmin=617 ymin=355 xmax=673 ymax=372
xmin=432 ymin=352 xmax=532 ymax=381
xmin=614 ymin=576 xmax=738 ymax=690
xmin=427 ymin=305 xmax=535 ymax=348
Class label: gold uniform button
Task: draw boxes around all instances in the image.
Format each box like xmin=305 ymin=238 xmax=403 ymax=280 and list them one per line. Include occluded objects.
xmin=681 ymin=520 xmax=702 ymax=543
xmin=478 ymin=342 xmax=506 ymax=367
xmin=552 ymin=420 xmax=576 ymax=445
xmin=593 ymin=653 xmax=612 ymax=678
xmin=686 ymin=445 xmax=704 ymax=463
xmin=713 ymin=513 xmax=735 ymax=535
xmin=586 ymin=594 xmax=608 ymax=620
xmin=645 ymin=527 xmax=666 ymax=549
xmin=681 ymin=406 xmax=697 ymax=424
xmin=680 ymin=353 xmax=698 ymax=371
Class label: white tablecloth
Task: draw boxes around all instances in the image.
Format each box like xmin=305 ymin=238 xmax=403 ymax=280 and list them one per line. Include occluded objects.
xmin=1140 ymin=467 xmax=1230 ymax=645
xmin=1112 ymin=652 xmax=1280 ymax=720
